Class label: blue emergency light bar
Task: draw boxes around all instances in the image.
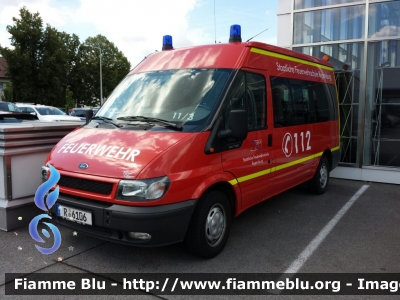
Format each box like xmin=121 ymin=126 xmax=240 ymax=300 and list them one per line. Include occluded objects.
xmin=229 ymin=24 xmax=242 ymax=43
xmin=162 ymin=35 xmax=173 ymax=51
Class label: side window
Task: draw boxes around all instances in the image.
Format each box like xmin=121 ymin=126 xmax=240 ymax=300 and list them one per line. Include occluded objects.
xmin=328 ymin=84 xmax=338 ymax=120
xmin=0 ymin=103 xmax=7 ymax=111
xmin=271 ymin=77 xmax=293 ymax=127
xmin=290 ymin=79 xmax=310 ymax=125
xmin=224 ymin=71 xmax=266 ymax=131
xmin=308 ymin=82 xmax=332 ymax=122
xmin=272 ymin=76 xmax=336 ymax=126
xmin=26 ymin=107 xmax=35 ymax=113
xmin=247 ymin=72 xmax=266 ymax=129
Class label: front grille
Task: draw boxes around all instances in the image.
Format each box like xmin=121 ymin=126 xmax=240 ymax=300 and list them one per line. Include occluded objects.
xmin=59 ymin=175 xmax=113 ymax=195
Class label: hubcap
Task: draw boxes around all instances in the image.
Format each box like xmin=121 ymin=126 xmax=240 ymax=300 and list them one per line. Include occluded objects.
xmin=205 ymin=204 xmax=226 ymax=247
xmin=320 ymin=164 xmax=328 ymax=188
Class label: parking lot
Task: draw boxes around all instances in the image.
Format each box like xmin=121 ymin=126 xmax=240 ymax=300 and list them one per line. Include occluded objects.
xmin=1 ymin=178 xmax=400 ymax=299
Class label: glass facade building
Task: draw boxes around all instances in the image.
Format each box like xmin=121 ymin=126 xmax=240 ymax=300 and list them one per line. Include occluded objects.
xmin=278 ymin=0 xmax=400 ymax=184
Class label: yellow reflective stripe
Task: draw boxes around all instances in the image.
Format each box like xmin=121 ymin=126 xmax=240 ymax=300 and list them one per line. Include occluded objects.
xmin=250 ymin=48 xmax=334 ymax=71
xmin=228 ymin=178 xmax=238 ymax=185
xmin=237 ymin=168 xmax=273 ymax=183
xmin=229 ymin=146 xmax=338 ymax=186
xmin=331 ymin=146 xmax=340 ymax=152
xmin=275 ymin=153 xmax=317 ymax=172
xmin=314 ymin=151 xmax=324 ymax=158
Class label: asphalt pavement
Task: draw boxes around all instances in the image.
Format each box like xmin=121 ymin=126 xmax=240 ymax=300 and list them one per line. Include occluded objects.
xmin=1 ymin=178 xmax=399 ymax=300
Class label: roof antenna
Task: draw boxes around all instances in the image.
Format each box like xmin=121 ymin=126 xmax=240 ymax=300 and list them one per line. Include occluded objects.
xmin=246 ymin=28 xmax=268 ymax=42
xmin=214 ymin=0 xmax=217 ymax=43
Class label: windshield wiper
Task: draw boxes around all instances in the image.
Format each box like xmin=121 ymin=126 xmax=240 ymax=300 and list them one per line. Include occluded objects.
xmin=92 ymin=116 xmax=120 ymax=128
xmin=117 ymin=116 xmax=182 ymax=130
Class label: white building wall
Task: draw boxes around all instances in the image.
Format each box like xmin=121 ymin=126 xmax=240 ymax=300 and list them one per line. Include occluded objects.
xmin=277 ymin=0 xmax=293 ymax=48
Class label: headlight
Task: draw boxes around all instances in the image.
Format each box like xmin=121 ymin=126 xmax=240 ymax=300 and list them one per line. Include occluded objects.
xmin=41 ymin=166 xmax=50 ymax=183
xmin=116 ymin=176 xmax=171 ymax=202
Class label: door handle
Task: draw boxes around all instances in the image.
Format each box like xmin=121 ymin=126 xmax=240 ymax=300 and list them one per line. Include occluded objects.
xmin=268 ymin=134 xmax=273 ymax=147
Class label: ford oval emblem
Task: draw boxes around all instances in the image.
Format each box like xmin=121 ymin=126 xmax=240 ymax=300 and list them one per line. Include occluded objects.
xmin=78 ymin=163 xmax=89 ymax=170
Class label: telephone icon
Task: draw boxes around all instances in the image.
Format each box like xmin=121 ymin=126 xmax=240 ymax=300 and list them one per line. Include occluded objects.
xmin=282 ymin=133 xmax=292 ymax=157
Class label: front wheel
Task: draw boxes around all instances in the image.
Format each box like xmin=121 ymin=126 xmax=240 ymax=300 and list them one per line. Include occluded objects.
xmin=308 ymin=156 xmax=330 ymax=195
xmin=184 ymin=190 xmax=231 ymax=258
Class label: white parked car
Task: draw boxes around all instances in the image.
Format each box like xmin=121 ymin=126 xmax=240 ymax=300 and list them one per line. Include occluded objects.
xmin=15 ymin=104 xmax=83 ymax=122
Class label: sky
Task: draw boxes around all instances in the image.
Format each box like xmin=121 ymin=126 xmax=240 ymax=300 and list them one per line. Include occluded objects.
xmin=0 ymin=0 xmax=278 ymax=67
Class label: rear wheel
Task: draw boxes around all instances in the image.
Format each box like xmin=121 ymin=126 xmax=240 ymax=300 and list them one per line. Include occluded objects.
xmin=184 ymin=190 xmax=231 ymax=258
xmin=308 ymin=156 xmax=330 ymax=195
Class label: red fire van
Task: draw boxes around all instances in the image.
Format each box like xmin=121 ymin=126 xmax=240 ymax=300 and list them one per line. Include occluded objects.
xmin=45 ymin=25 xmax=340 ymax=258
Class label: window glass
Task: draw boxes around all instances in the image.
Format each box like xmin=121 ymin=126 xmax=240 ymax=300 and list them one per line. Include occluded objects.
xmin=294 ymin=5 xmax=365 ymax=44
xmin=363 ymin=40 xmax=400 ymax=168
xmin=271 ymin=77 xmax=293 ymax=127
xmin=97 ymin=68 xmax=233 ymax=132
xmin=292 ymin=79 xmax=315 ymax=125
xmin=293 ymin=42 xmax=364 ymax=71
xmin=0 ymin=103 xmax=8 ymax=111
xmin=247 ymin=72 xmax=267 ymax=129
xmin=271 ymin=77 xmax=335 ymax=127
xmin=74 ymin=110 xmax=86 ymax=117
xmin=369 ymin=1 xmax=400 ymax=38
xmin=224 ymin=71 xmax=266 ymax=131
xmin=308 ymin=81 xmax=333 ymax=122
xmin=328 ymin=84 xmax=338 ymax=120
xmin=36 ymin=107 xmax=65 ymax=115
xmin=295 ymin=0 xmax=364 ymax=10
xmin=21 ymin=107 xmax=35 ymax=113
xmin=0 ymin=102 xmax=20 ymax=112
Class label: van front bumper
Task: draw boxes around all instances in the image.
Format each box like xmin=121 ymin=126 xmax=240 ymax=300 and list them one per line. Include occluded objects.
xmin=50 ymin=193 xmax=198 ymax=247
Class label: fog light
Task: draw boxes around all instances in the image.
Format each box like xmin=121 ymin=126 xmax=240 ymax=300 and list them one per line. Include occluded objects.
xmin=41 ymin=166 xmax=49 ymax=182
xmin=128 ymin=232 xmax=151 ymax=240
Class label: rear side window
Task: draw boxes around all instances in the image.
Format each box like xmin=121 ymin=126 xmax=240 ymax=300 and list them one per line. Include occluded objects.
xmin=328 ymin=84 xmax=338 ymax=120
xmin=271 ymin=76 xmax=337 ymax=127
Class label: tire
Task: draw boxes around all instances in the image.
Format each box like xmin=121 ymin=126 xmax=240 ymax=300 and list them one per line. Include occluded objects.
xmin=308 ymin=156 xmax=330 ymax=195
xmin=184 ymin=190 xmax=231 ymax=258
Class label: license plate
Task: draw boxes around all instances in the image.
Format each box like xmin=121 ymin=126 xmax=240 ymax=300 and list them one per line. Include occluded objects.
xmin=56 ymin=204 xmax=92 ymax=226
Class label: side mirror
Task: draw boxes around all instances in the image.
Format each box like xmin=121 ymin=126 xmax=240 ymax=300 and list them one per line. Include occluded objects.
xmin=85 ymin=109 xmax=93 ymax=125
xmin=218 ymin=110 xmax=248 ymax=141
xmin=30 ymin=112 xmax=37 ymax=116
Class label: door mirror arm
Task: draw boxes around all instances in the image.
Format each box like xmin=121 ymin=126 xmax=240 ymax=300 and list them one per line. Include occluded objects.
xmin=85 ymin=109 xmax=94 ymax=125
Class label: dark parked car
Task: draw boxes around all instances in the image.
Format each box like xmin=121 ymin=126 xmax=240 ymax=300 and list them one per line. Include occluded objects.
xmin=0 ymin=102 xmax=22 ymax=112
xmin=0 ymin=111 xmax=39 ymax=123
xmin=72 ymin=108 xmax=99 ymax=120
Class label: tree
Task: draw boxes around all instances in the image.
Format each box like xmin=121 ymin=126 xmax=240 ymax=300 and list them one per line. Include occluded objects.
xmin=39 ymin=26 xmax=70 ymax=106
xmin=78 ymin=35 xmax=131 ymax=107
xmin=0 ymin=7 xmax=131 ymax=108
xmin=65 ymin=87 xmax=74 ymax=111
xmin=0 ymin=7 xmax=43 ymax=103
xmin=2 ymin=83 xmax=13 ymax=102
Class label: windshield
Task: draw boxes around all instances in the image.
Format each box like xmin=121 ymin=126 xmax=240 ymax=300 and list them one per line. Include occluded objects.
xmin=97 ymin=69 xmax=233 ymax=130
xmin=36 ymin=107 xmax=65 ymax=115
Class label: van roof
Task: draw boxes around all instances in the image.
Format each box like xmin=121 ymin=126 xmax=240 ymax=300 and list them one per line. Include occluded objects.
xmin=132 ymin=42 xmax=333 ymax=74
